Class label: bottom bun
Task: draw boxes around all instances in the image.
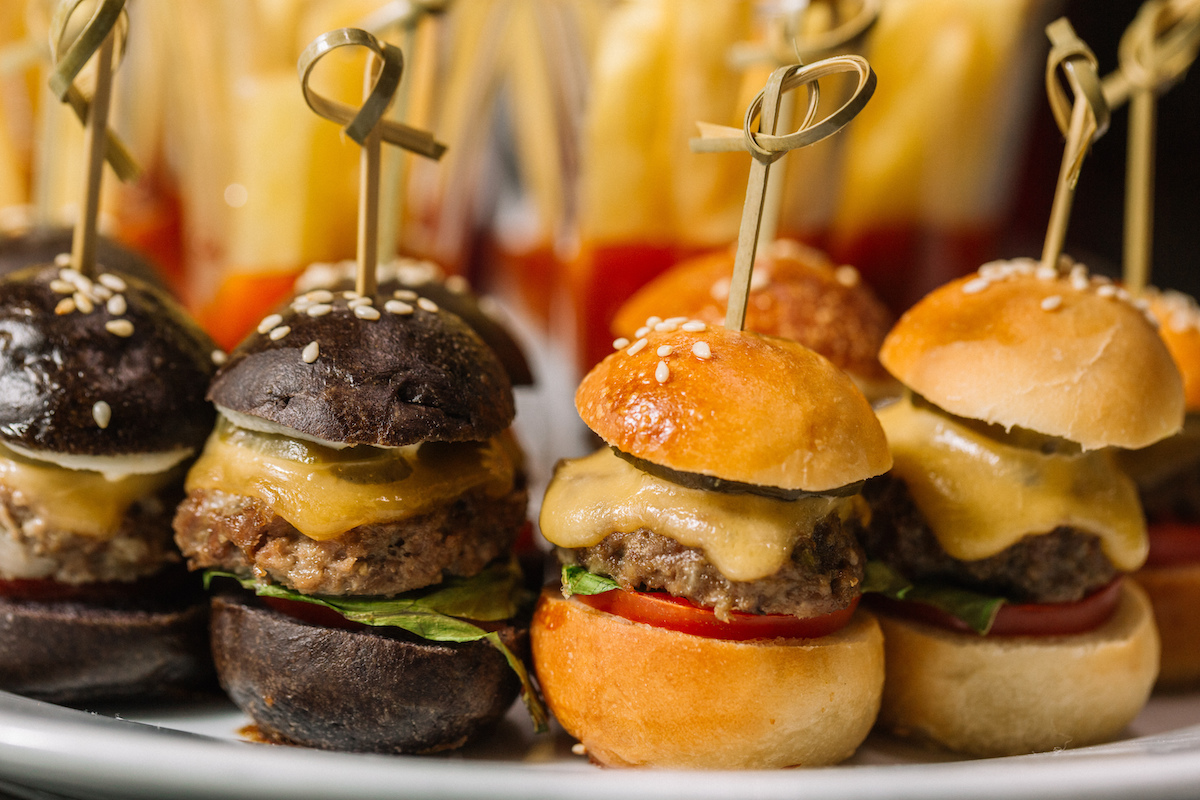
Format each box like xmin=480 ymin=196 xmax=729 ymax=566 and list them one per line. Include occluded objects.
xmin=530 ymin=588 xmax=884 ymax=769
xmin=0 ymin=594 xmax=212 ymax=704
xmin=1133 ymin=563 xmax=1200 ymax=690
xmin=210 ymin=592 xmax=525 ymax=753
xmin=874 ymin=580 xmax=1159 ymax=757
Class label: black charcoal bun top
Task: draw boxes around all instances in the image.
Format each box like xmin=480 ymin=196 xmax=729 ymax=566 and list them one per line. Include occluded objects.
xmin=208 ymin=289 xmax=515 ymax=447
xmin=0 ymin=264 xmax=217 ymax=457
xmin=295 ymin=259 xmax=533 ymax=386
xmin=0 ymin=226 xmax=165 ymax=289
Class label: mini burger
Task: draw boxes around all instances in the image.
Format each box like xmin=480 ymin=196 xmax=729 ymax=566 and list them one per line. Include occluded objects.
xmin=0 ymin=262 xmax=217 ymax=702
xmin=861 ymin=258 xmax=1183 ymax=756
xmin=1120 ymin=288 xmax=1200 ymax=689
xmin=533 ymin=320 xmax=892 ymax=769
xmin=0 ymin=222 xmax=165 ymax=287
xmin=611 ymin=239 xmax=898 ymax=401
xmin=172 ymin=284 xmax=544 ymax=753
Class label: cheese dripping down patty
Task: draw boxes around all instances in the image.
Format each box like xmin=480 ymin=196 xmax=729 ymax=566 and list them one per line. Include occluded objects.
xmin=539 ymin=447 xmax=863 ymax=582
xmin=877 ymin=395 xmax=1148 ymax=572
xmin=184 ymin=415 xmax=518 ymax=541
xmin=0 ymin=441 xmax=185 ymax=539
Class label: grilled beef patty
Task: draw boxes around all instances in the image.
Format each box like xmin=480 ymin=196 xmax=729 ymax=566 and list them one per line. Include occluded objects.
xmin=861 ymin=475 xmax=1118 ymax=604
xmin=173 ymin=485 xmax=527 ymax=597
xmin=560 ymin=509 xmax=865 ymax=621
xmin=0 ymin=482 xmax=181 ymax=584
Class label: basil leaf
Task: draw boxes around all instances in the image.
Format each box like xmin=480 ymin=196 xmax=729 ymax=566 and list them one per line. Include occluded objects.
xmin=561 ymin=564 xmax=620 ymax=596
xmin=861 ymin=560 xmax=1007 ymax=635
xmin=203 ymin=566 xmax=548 ymax=733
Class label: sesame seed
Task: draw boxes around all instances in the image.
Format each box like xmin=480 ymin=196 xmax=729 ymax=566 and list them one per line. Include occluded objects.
xmin=571 ymin=743 xmax=587 ymax=757
xmin=1097 ymin=285 xmax=1117 ymax=298
xmin=626 ymin=338 xmax=648 ymax=356
xmin=645 ymin=316 xmax=662 ymax=327
xmin=306 ymin=289 xmax=334 ymax=304
xmin=654 ymin=321 xmax=679 ymax=332
xmin=106 ymin=295 xmax=126 ymax=316
xmin=1171 ymin=311 xmax=1191 ymax=332
xmin=269 ymin=325 xmax=291 ymax=340
xmin=1144 ymin=310 xmax=1160 ymax=328
xmin=105 ymin=319 xmax=134 ymax=337
xmin=681 ymin=320 xmax=707 ymax=332
xmin=1035 ymin=265 xmax=1057 ymax=281
xmin=417 ymin=297 xmax=439 ymax=313
xmin=348 ymin=297 xmax=373 ymax=308
xmin=70 ymin=275 xmax=93 ymax=294
xmin=834 ymin=266 xmax=860 ymax=287
xmin=445 ymin=275 xmax=470 ymax=294
xmin=655 ymin=361 xmax=670 ymax=383
xmin=55 ymin=298 xmax=76 ymax=315
xmin=657 ymin=345 xmax=673 ymax=357
xmin=393 ymin=289 xmax=418 ymax=301
xmin=306 ymin=303 xmax=333 ymax=317
xmin=1132 ymin=297 xmax=1151 ymax=311
xmin=302 ymin=341 xmax=320 ymax=363
xmin=54 ymin=253 xmax=71 ymax=267
xmin=613 ymin=338 xmax=630 ymax=350
xmin=72 ymin=292 xmax=94 ymax=314
xmin=342 ymin=291 xmax=360 ymax=300
xmin=50 ymin=279 xmax=75 ymax=294
xmin=257 ymin=314 xmax=283 ymax=334
xmin=664 ymin=316 xmax=688 ymax=326
xmin=291 ymin=299 xmax=312 ymax=312
xmin=354 ymin=305 xmax=381 ymax=320
xmin=211 ymin=350 xmax=227 ymax=365
xmin=635 ymin=326 xmax=651 ymax=338
xmin=1041 ymin=295 xmax=1063 ymax=311
xmin=1117 ymin=288 xmax=1131 ymax=301
xmin=385 ymin=300 xmax=414 ymax=315
xmin=98 ymin=273 xmax=127 ymax=292
xmin=692 ymin=341 xmax=712 ymax=359
xmin=1069 ymin=265 xmax=1089 ymax=291
xmin=92 ymin=401 xmax=111 ymax=429
xmin=92 ymin=284 xmax=112 ymax=300
xmin=962 ymin=278 xmax=989 ymax=294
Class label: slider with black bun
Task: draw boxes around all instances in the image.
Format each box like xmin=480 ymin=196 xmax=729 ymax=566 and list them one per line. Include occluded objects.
xmin=533 ymin=320 xmax=892 ymax=769
xmin=862 ymin=258 xmax=1183 ymax=756
xmin=1120 ymin=288 xmax=1200 ymax=689
xmin=0 ymin=263 xmax=217 ymax=702
xmin=612 ymin=238 xmax=898 ymax=401
xmin=0 ymin=223 xmax=164 ymax=288
xmin=173 ymin=286 xmax=545 ymax=753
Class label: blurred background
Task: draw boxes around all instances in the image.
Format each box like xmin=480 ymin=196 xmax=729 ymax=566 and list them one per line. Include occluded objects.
xmin=0 ymin=0 xmax=1193 ymax=380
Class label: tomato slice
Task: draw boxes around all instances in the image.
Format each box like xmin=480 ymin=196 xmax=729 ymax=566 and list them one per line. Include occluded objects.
xmin=871 ymin=578 xmax=1123 ymax=637
xmin=262 ymin=597 xmax=367 ymax=631
xmin=574 ymin=588 xmax=859 ymax=641
xmin=1146 ymin=520 xmax=1200 ymax=568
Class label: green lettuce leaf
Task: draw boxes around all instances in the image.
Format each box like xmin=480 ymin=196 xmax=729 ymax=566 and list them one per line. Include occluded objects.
xmin=204 ymin=560 xmax=548 ymax=733
xmin=561 ymin=564 xmax=620 ymax=596
xmin=862 ymin=560 xmax=1007 ymax=635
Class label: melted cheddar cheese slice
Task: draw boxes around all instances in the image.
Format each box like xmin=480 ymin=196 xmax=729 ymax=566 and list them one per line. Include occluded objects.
xmin=185 ymin=416 xmax=516 ymax=541
xmin=877 ymin=396 xmax=1147 ymax=571
xmin=539 ymin=447 xmax=860 ymax=582
xmin=0 ymin=443 xmax=180 ymax=539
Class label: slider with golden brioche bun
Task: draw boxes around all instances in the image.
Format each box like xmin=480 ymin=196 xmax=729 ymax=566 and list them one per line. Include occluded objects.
xmin=1120 ymin=288 xmax=1200 ymax=689
xmin=0 ymin=262 xmax=217 ymax=702
xmin=612 ymin=239 xmax=897 ymax=401
xmin=533 ymin=320 xmax=892 ymax=769
xmin=173 ymin=282 xmax=544 ymax=753
xmin=861 ymin=258 xmax=1183 ymax=756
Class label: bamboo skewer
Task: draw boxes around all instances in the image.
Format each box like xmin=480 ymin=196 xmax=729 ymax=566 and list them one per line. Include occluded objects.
xmin=691 ymin=55 xmax=875 ymax=331
xmin=1116 ymin=0 xmax=1200 ymax=294
xmin=1040 ymin=18 xmax=1110 ymax=273
xmin=298 ymin=27 xmax=447 ymax=297
xmin=45 ymin=0 xmax=137 ymax=277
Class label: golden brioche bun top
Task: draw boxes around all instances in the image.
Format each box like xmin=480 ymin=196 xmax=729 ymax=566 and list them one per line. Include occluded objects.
xmin=880 ymin=259 xmax=1184 ymax=450
xmin=612 ymin=239 xmax=896 ymax=396
xmin=577 ymin=323 xmax=892 ymax=492
xmin=1144 ymin=288 xmax=1200 ymax=411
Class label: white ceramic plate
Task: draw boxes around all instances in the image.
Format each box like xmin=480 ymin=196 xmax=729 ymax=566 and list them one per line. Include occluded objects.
xmin=1 ymin=689 xmax=1199 ymax=800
